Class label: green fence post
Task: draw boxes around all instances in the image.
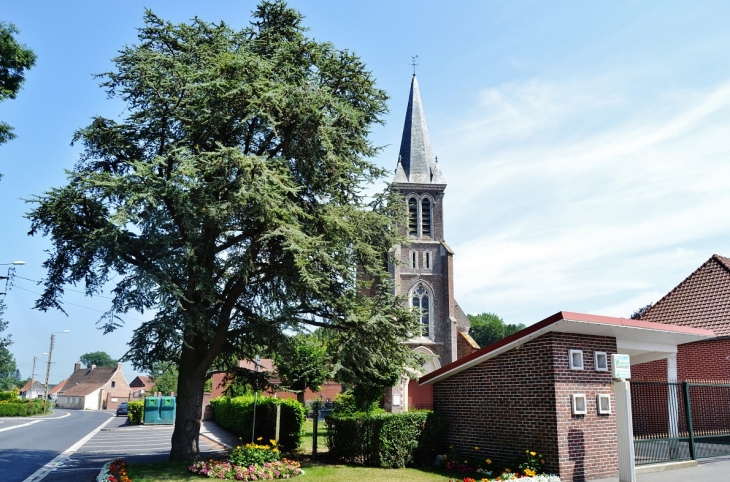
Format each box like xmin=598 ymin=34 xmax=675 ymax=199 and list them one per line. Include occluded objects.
xmin=683 ymin=381 xmax=696 ymax=460
xmin=312 ymin=401 xmax=319 ymax=462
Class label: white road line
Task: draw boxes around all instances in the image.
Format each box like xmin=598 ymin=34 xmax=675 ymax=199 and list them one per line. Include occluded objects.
xmin=25 ymin=411 xmax=71 ymax=420
xmin=0 ymin=420 xmax=43 ymax=433
xmin=22 ymin=415 xmax=115 ymax=482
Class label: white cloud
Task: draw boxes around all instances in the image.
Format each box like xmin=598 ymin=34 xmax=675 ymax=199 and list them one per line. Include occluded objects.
xmin=441 ymin=76 xmax=730 ymax=326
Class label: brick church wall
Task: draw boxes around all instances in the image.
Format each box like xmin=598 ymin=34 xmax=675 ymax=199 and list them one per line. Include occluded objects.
xmin=432 ymin=332 xmax=618 ymax=482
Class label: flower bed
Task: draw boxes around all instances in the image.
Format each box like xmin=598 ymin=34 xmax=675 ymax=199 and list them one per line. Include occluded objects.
xmin=452 ymin=476 xmax=560 ymax=482
xmin=97 ymin=458 xmax=132 ymax=482
xmin=189 ymin=459 xmax=303 ymax=480
xmin=440 ymin=449 xmax=560 ymax=482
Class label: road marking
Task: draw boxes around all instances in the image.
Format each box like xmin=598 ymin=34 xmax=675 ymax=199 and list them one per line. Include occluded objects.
xmin=26 ymin=411 xmax=71 ymax=420
xmin=22 ymin=415 xmax=115 ymax=482
xmin=0 ymin=419 xmax=43 ymax=432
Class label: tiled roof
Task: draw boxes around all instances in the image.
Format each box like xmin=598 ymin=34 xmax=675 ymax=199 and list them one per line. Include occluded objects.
xmin=49 ymin=378 xmax=68 ymax=395
xmin=20 ymin=379 xmax=41 ymax=392
xmin=639 ymin=254 xmax=730 ymax=336
xmin=130 ymin=375 xmax=153 ymax=389
xmin=58 ymin=365 xmax=117 ymax=397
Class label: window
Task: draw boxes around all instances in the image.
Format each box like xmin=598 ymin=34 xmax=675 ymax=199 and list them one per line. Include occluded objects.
xmin=410 ymin=251 xmax=417 ymax=269
xmin=594 ymin=352 xmax=608 ymax=371
xmin=569 ymin=349 xmax=584 ymax=370
xmin=411 ymin=282 xmax=432 ymax=337
xmin=408 ymin=198 xmax=418 ymax=236
xmin=572 ymin=394 xmax=587 ymax=415
xmin=111 ymin=381 xmax=116 ymax=388
xmin=424 ymin=251 xmax=431 ymax=270
xmin=597 ymin=394 xmax=611 ymax=415
xmin=421 ymin=198 xmax=432 ymax=237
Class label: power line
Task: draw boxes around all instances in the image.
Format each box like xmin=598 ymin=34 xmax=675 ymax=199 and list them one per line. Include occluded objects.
xmin=14 ymin=276 xmax=115 ymax=300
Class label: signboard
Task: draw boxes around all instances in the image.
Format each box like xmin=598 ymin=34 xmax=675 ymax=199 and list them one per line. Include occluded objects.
xmin=393 ymin=395 xmax=401 ymax=406
xmin=612 ymin=354 xmax=631 ymax=379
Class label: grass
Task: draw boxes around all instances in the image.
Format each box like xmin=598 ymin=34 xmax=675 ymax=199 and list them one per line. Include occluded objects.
xmin=298 ymin=417 xmax=328 ymax=455
xmin=128 ymin=461 xmax=457 ymax=482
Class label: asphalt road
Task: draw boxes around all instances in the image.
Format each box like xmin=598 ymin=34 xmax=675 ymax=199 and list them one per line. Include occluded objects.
xmin=0 ymin=410 xmax=227 ymax=482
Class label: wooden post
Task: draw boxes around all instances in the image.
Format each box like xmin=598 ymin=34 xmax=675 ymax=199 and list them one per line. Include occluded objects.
xmin=275 ymin=404 xmax=281 ymax=443
xmin=312 ymin=402 xmax=319 ymax=462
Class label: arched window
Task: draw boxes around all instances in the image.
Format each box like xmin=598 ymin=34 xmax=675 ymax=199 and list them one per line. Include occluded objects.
xmin=421 ymin=198 xmax=432 ymax=237
xmin=408 ymin=198 xmax=418 ymax=236
xmin=411 ymin=282 xmax=432 ymax=337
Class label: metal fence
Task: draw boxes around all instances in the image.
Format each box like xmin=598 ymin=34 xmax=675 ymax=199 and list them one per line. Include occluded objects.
xmin=632 ymin=381 xmax=730 ymax=465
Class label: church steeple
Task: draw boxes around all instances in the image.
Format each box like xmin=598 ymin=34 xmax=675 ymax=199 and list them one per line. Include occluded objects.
xmin=394 ymin=75 xmax=444 ymax=185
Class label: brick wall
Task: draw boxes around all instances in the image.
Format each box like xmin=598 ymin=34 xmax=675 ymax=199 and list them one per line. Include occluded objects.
xmin=633 ymin=339 xmax=730 ymax=382
xmin=432 ymin=332 xmax=618 ymax=482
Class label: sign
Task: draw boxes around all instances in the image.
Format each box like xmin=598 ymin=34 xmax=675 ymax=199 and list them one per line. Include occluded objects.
xmin=111 ymin=397 xmax=118 ymax=402
xmin=612 ymin=354 xmax=631 ymax=379
xmin=393 ymin=395 xmax=401 ymax=406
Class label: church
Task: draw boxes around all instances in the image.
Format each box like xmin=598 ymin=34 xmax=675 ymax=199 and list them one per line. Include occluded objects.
xmin=384 ymin=74 xmax=479 ymax=412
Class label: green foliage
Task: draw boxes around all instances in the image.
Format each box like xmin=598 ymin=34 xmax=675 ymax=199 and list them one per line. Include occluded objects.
xmin=0 ymin=300 xmax=20 ymax=391
xmin=79 ymin=351 xmax=117 ymax=368
xmin=325 ymin=411 xmax=443 ymax=468
xmin=331 ymin=390 xmax=358 ymax=415
xmin=273 ymin=334 xmax=331 ymax=405
xmin=26 ymin=0 xmax=418 ymax=459
xmin=0 ymin=399 xmax=47 ymax=416
xmin=467 ymin=313 xmax=525 ymax=349
xmin=631 ymin=303 xmax=652 ymax=320
xmin=149 ymin=363 xmax=178 ymax=395
xmin=0 ymin=389 xmax=18 ymax=401
xmin=0 ymin=21 xmax=36 ymax=147
xmin=211 ymin=395 xmax=305 ymax=452
xmin=228 ymin=440 xmax=281 ymax=467
xmin=127 ymin=401 xmax=144 ymax=425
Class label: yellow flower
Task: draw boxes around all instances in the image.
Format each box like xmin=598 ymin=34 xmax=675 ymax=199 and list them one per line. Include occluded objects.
xmin=540 ymin=459 xmax=545 ymax=464
xmin=474 ymin=446 xmax=480 ymax=451
xmin=270 ymin=439 xmax=277 ymax=446
xmin=257 ymin=436 xmax=262 ymax=441
xmin=530 ymin=451 xmax=536 ymax=456
xmin=504 ymin=468 xmax=511 ymax=473
xmin=524 ymin=468 xmax=536 ymax=477
xmin=486 ymin=458 xmax=492 ymax=464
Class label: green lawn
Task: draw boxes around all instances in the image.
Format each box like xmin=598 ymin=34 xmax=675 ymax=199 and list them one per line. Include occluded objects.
xmin=127 ymin=461 xmax=456 ymax=482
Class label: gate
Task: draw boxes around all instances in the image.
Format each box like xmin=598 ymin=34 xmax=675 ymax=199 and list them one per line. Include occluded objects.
xmin=632 ymin=381 xmax=730 ymax=465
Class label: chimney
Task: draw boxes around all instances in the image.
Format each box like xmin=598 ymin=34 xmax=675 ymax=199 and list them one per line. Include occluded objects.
xmin=91 ymin=364 xmax=96 ymax=370
xmin=74 ymin=362 xmax=81 ymax=371
xmin=117 ymin=362 xmax=123 ymax=370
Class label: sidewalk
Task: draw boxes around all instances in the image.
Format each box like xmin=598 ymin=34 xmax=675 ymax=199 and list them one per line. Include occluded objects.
xmin=590 ymin=457 xmax=730 ymax=482
xmin=200 ymin=420 xmax=240 ymax=449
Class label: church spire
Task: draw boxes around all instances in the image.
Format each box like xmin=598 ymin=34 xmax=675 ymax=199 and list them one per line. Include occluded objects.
xmin=394 ymin=74 xmax=443 ymax=184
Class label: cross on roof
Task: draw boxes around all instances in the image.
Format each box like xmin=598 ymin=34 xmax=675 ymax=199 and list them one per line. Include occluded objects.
xmin=411 ymin=55 xmax=419 ymax=74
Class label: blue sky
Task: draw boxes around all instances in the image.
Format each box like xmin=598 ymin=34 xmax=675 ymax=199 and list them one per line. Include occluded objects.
xmin=2 ymin=1 xmax=730 ymax=383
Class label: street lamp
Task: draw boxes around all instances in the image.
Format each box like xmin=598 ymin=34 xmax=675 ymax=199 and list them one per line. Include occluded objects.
xmin=42 ymin=330 xmax=71 ymax=407
xmin=0 ymin=261 xmax=24 ymax=296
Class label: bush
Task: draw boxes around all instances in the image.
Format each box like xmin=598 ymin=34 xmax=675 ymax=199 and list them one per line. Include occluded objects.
xmin=325 ymin=410 xmax=443 ymax=468
xmin=210 ymin=396 xmax=306 ymax=452
xmin=127 ymin=401 xmax=143 ymax=425
xmin=0 ymin=391 xmax=18 ymax=402
xmin=229 ymin=440 xmax=280 ymax=467
xmin=0 ymin=399 xmax=47 ymax=416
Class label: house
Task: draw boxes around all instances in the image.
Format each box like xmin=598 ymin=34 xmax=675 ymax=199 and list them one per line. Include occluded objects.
xmin=48 ymin=378 xmax=68 ymax=402
xmin=56 ymin=362 xmax=130 ymax=411
xmin=210 ymin=358 xmax=343 ymax=403
xmin=19 ymin=379 xmax=44 ymax=399
xmin=419 ymin=311 xmax=713 ymax=482
xmin=633 ymin=254 xmax=730 ymax=382
xmin=384 ymin=74 xmax=480 ymax=412
xmin=129 ymin=375 xmax=154 ymax=398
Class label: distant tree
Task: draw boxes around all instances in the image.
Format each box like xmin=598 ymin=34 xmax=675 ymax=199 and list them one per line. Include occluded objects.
xmin=468 ymin=312 xmax=525 ymax=348
xmin=630 ymin=303 xmax=653 ymax=320
xmin=0 ymin=22 xmax=37 ymax=150
xmin=150 ymin=363 xmax=179 ymax=395
xmin=0 ymin=300 xmax=20 ymax=390
xmin=273 ymin=334 xmax=331 ymax=405
xmin=79 ymin=351 xmax=117 ymax=368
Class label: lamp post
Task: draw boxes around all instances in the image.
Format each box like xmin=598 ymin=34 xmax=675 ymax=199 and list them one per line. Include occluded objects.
xmin=43 ymin=330 xmax=70 ymax=407
xmin=0 ymin=261 xmax=24 ymax=296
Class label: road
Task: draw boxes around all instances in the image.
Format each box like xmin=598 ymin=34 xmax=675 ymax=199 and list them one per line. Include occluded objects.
xmin=0 ymin=410 xmax=227 ymax=482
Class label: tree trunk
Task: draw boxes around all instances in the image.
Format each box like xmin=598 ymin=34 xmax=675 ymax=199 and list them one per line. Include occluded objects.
xmin=297 ymin=390 xmax=305 ymax=406
xmin=169 ymin=348 xmax=206 ymax=461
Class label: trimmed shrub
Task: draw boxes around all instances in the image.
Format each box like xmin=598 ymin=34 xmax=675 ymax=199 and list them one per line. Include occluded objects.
xmin=210 ymin=396 xmax=306 ymax=452
xmin=325 ymin=410 xmax=443 ymax=468
xmin=127 ymin=401 xmax=143 ymax=425
xmin=0 ymin=399 xmax=47 ymax=416
xmin=0 ymin=391 xmax=19 ymax=402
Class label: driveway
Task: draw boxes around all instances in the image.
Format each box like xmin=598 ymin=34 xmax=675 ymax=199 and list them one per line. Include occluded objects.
xmin=591 ymin=456 xmax=730 ymax=482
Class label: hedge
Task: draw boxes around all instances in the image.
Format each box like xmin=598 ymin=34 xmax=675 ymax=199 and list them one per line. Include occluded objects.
xmin=127 ymin=401 xmax=143 ymax=425
xmin=210 ymin=396 xmax=306 ymax=452
xmin=0 ymin=391 xmax=18 ymax=402
xmin=325 ymin=410 xmax=443 ymax=468
xmin=0 ymin=399 xmax=48 ymax=416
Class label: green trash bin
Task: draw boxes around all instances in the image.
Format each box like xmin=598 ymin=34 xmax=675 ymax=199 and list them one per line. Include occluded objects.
xmin=160 ymin=396 xmax=176 ymax=424
xmin=144 ymin=396 xmax=163 ymax=425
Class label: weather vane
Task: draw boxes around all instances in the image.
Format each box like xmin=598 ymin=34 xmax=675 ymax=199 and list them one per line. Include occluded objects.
xmin=411 ymin=55 xmax=419 ymax=75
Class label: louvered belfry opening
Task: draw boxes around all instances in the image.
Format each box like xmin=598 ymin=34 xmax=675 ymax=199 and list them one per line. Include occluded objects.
xmin=408 ymin=198 xmax=418 ymax=236
xmin=421 ymin=198 xmax=431 ymax=238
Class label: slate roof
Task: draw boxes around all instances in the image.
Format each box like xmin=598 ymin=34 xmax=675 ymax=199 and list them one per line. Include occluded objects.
xmin=394 ymin=75 xmax=444 ymax=185
xmin=58 ymin=365 xmax=118 ymax=397
xmin=639 ymin=254 xmax=730 ymax=336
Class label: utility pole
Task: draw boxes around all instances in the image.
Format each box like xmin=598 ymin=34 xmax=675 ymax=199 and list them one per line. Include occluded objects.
xmin=31 ymin=356 xmax=37 ymax=385
xmin=42 ymin=334 xmax=55 ymax=402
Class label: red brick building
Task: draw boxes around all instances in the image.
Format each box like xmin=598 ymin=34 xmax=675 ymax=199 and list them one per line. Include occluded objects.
xmin=419 ymin=311 xmax=713 ymax=482
xmin=633 ymin=254 xmax=730 ymax=382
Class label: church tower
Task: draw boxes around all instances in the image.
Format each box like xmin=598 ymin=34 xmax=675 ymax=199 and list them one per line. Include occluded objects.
xmin=386 ymin=75 xmax=477 ymax=412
